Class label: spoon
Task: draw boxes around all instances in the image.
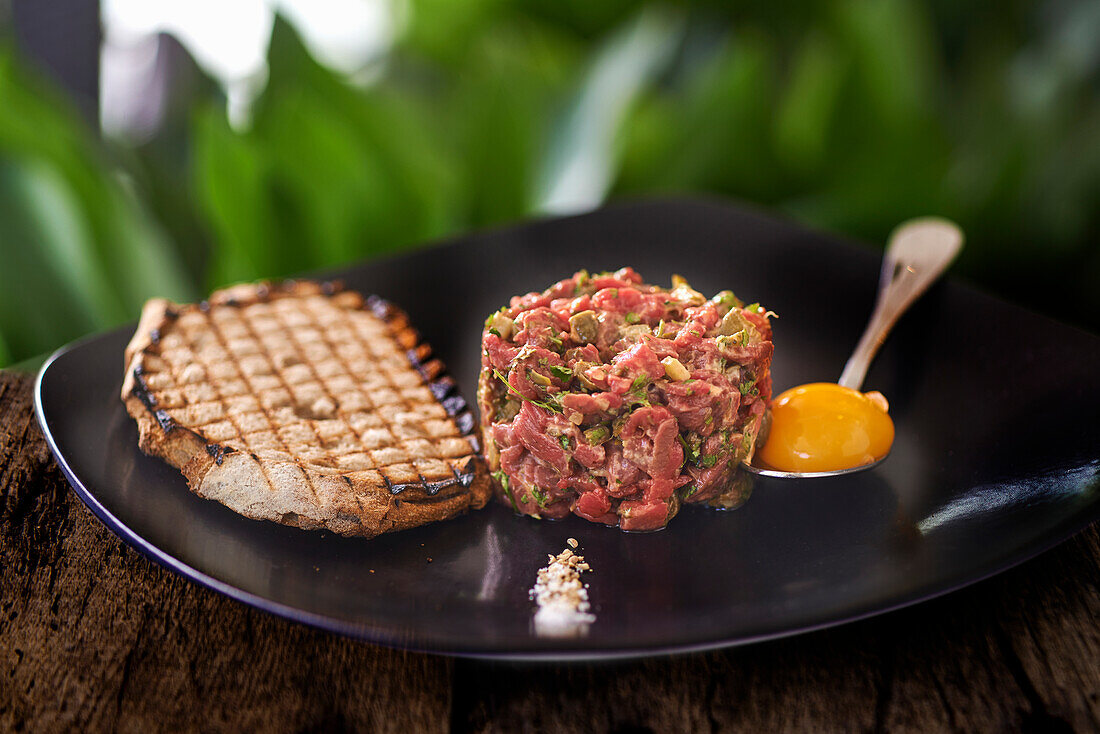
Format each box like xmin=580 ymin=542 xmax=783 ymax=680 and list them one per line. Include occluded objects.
xmin=743 ymin=217 xmax=964 ymax=479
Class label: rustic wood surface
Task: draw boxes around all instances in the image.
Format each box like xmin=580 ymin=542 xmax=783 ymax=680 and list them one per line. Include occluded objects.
xmin=1 ymin=369 xmax=1097 ymax=732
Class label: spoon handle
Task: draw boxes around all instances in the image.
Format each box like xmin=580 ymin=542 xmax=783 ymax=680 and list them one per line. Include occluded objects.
xmin=838 ymin=218 xmax=964 ymax=391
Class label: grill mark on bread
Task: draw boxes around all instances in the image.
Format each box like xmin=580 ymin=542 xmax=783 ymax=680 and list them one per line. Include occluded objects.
xmin=205 ymin=443 xmax=235 ymax=465
xmin=234 ymin=296 xmax=327 ymax=503
xmin=298 ymin=291 xmax=438 ymax=504
xmin=366 ymin=293 xmax=482 ymax=453
xmin=200 ymin=301 xmax=311 ymax=500
xmin=428 ymin=376 xmax=456 ymax=400
xmin=294 ymin=295 xmax=382 ymax=461
xmin=130 ymin=365 xmax=176 ymax=433
xmin=306 ymin=293 xmax=475 ymax=494
xmin=406 ymin=346 xmax=477 ymax=435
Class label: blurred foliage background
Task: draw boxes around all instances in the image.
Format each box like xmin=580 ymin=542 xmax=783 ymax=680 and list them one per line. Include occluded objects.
xmin=0 ymin=0 xmax=1098 ymax=367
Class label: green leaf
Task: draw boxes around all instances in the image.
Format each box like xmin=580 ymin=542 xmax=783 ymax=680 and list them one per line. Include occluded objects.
xmin=441 ymin=22 xmax=579 ymax=227
xmin=0 ymin=47 xmax=194 ymax=365
xmin=617 ymin=31 xmax=779 ymax=198
xmin=773 ymin=33 xmax=846 ymax=175
xmin=192 ymin=105 xmax=271 ymax=286
xmin=194 ymin=17 xmax=458 ymax=290
xmin=536 ymin=5 xmax=684 ymax=213
xmin=832 ymin=0 xmax=935 ymax=129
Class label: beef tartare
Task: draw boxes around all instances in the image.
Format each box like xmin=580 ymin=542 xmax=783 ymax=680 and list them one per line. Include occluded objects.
xmin=477 ymin=268 xmax=774 ymax=531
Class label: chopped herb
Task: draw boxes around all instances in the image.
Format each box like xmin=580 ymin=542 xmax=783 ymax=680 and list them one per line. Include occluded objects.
xmin=626 ymin=374 xmax=651 ymax=404
xmin=712 ymin=290 xmax=742 ymax=309
xmin=558 ymin=435 xmax=572 ymax=451
xmin=492 ymin=470 xmax=519 ymax=512
xmin=547 ymin=333 xmax=563 ymax=348
xmin=739 ymin=430 xmax=755 ymax=457
xmin=700 ymin=454 xmax=718 ymax=468
xmin=716 ymin=332 xmax=749 ymax=351
xmin=704 ymin=414 xmax=714 ymax=427
xmin=573 ymin=270 xmax=589 ymax=294
xmin=739 ymin=379 xmax=759 ymax=397
xmin=549 ymin=365 xmax=573 ymax=382
xmin=682 ymin=485 xmax=699 ymax=500
xmin=625 ymin=312 xmax=640 ymax=324
xmin=485 ymin=308 xmax=514 ymax=338
xmin=678 ymin=434 xmax=701 ymax=462
xmin=492 ymin=368 xmax=561 ymax=413
xmin=530 ymin=486 xmax=549 ymax=508
xmin=521 ymin=493 xmax=531 ymax=503
xmin=539 ymin=357 xmax=549 ymax=367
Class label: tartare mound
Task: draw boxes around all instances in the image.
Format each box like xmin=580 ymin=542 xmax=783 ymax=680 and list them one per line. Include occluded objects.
xmin=477 ymin=267 xmax=774 ymax=531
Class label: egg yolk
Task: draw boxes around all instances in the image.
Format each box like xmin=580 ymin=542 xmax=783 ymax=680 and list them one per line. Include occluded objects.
xmin=757 ymin=382 xmax=895 ymax=473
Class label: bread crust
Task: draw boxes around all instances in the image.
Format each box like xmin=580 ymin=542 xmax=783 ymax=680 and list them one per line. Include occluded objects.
xmin=121 ymin=280 xmax=490 ymax=538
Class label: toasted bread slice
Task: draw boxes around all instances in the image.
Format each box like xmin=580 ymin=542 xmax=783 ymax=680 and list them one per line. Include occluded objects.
xmin=121 ymin=280 xmax=490 ymax=537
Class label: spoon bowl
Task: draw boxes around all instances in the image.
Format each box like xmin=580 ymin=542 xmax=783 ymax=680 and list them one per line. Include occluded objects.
xmin=742 ymin=452 xmax=890 ymax=479
xmin=743 ymin=217 xmax=963 ymax=479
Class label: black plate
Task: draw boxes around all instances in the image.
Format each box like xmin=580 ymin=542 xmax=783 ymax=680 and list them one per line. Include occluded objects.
xmin=35 ymin=198 xmax=1100 ymax=660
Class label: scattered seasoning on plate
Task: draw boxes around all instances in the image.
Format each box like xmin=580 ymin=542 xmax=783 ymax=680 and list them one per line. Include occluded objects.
xmin=530 ymin=543 xmax=595 ymax=638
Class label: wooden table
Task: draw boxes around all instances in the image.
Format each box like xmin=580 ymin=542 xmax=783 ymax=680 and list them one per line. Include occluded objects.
xmin=1 ymin=370 xmax=1097 ymax=732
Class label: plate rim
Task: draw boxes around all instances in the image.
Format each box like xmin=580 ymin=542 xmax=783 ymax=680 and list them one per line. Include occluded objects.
xmin=30 ymin=200 xmax=1100 ymax=660
xmin=35 ymin=323 xmax=1100 ymax=663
